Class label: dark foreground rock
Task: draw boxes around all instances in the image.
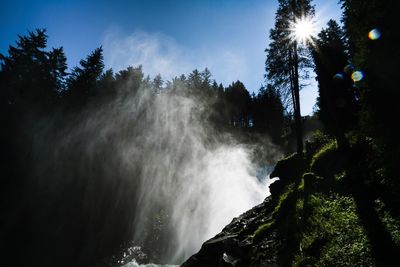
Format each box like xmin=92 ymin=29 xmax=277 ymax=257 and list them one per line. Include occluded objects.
xmin=181 ymin=196 xmax=281 ymax=267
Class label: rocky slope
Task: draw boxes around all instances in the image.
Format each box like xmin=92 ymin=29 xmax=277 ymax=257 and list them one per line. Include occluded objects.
xmin=180 ymin=196 xmax=279 ymax=267
xmin=181 ymin=137 xmax=400 ymax=266
xmin=181 ymin=153 xmax=306 ymax=267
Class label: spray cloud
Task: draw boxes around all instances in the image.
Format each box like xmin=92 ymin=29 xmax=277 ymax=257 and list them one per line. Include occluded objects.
xmin=25 ymin=69 xmax=279 ymax=265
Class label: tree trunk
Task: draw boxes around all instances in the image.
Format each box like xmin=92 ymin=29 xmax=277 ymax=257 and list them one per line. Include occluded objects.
xmin=293 ymin=41 xmax=303 ymax=155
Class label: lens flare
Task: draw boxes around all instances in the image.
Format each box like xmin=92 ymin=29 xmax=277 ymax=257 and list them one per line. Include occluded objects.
xmin=368 ymin=29 xmax=381 ymax=40
xmin=351 ymin=71 xmax=364 ymax=82
xmin=333 ymin=73 xmax=344 ymax=80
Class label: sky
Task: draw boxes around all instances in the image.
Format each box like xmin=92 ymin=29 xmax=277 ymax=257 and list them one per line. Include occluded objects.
xmin=0 ymin=0 xmax=342 ymax=115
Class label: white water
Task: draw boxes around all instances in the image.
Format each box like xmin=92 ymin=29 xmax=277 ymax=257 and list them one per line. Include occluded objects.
xmin=123 ymin=260 xmax=178 ymax=267
xmin=121 ymin=166 xmax=276 ymax=267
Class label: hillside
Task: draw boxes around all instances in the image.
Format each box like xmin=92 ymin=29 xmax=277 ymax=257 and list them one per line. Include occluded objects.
xmin=181 ymin=134 xmax=400 ymax=267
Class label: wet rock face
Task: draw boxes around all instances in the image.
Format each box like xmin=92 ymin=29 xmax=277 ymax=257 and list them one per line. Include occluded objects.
xmin=181 ymin=153 xmax=307 ymax=267
xmin=180 ymin=197 xmax=280 ymax=267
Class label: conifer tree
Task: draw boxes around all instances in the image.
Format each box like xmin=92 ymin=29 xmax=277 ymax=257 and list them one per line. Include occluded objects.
xmin=266 ymin=0 xmax=314 ymax=154
xmin=312 ymin=20 xmax=358 ymax=148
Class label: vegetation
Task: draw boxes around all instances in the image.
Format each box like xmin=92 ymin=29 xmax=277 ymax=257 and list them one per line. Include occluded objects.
xmin=311 ymin=20 xmax=358 ymax=149
xmin=1 ymin=0 xmax=400 ymax=265
xmin=271 ymin=0 xmax=400 ymax=263
xmin=249 ymin=133 xmax=399 ymax=267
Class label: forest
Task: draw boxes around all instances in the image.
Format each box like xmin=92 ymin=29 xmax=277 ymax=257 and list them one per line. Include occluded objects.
xmin=1 ymin=0 xmax=399 ymax=266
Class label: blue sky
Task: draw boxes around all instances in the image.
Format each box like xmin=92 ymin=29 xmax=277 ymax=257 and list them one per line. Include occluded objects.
xmin=0 ymin=0 xmax=342 ymax=115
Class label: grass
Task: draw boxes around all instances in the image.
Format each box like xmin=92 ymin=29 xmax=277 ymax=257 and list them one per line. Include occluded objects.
xmin=375 ymin=199 xmax=400 ymax=247
xmin=290 ymin=189 xmax=376 ymax=267
xmin=294 ymin=141 xmax=376 ymax=266
xmin=310 ymin=139 xmax=337 ymax=171
xmin=252 ymin=134 xmax=400 ymax=266
xmin=273 ymin=183 xmax=295 ymax=214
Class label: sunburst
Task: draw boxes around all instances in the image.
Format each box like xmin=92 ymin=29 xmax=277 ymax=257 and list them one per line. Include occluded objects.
xmin=290 ymin=16 xmax=317 ymax=45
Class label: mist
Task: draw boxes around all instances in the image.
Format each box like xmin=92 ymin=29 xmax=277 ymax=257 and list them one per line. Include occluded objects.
xmin=15 ymin=76 xmax=279 ymax=265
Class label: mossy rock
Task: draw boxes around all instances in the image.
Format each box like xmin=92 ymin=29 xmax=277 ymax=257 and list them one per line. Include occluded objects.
xmin=305 ymin=131 xmax=334 ymax=161
xmin=270 ymin=153 xmax=307 ymax=186
xmin=269 ymin=179 xmax=285 ymax=197
xmin=310 ymin=141 xmax=348 ymax=178
xmin=253 ymin=221 xmax=274 ymax=243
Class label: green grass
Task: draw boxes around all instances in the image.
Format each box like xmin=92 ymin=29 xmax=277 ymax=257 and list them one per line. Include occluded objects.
xmin=294 ymin=193 xmax=375 ymax=267
xmin=273 ymin=183 xmax=295 ymax=215
xmin=375 ymin=199 xmax=400 ymax=247
xmin=253 ymin=135 xmax=400 ymax=266
xmin=310 ymin=140 xmax=337 ymax=171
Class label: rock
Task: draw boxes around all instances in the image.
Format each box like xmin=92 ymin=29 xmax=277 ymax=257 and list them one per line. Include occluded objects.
xmin=270 ymin=153 xmax=306 ymax=184
xmin=180 ymin=197 xmax=280 ymax=267
xmin=269 ymin=153 xmax=306 ymax=197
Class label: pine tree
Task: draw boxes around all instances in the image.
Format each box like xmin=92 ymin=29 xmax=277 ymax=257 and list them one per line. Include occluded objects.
xmin=152 ymin=74 xmax=164 ymax=92
xmin=265 ymin=0 xmax=314 ymax=154
xmin=225 ymin=81 xmax=252 ymax=128
xmin=252 ymin=85 xmax=284 ymax=142
xmin=67 ymin=47 xmax=104 ymax=104
xmin=312 ymin=20 xmax=358 ymax=148
xmin=0 ymin=29 xmax=67 ymax=107
xmin=341 ymin=0 xmax=400 ymax=209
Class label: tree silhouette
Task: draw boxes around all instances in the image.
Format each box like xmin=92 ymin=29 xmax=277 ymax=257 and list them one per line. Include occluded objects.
xmin=312 ymin=20 xmax=358 ymax=148
xmin=66 ymin=47 xmax=104 ymax=105
xmin=252 ymin=85 xmax=284 ymax=142
xmin=225 ymin=81 xmax=252 ymax=128
xmin=0 ymin=29 xmax=67 ymax=108
xmin=341 ymin=0 xmax=400 ymax=207
xmin=266 ymin=0 xmax=314 ymax=155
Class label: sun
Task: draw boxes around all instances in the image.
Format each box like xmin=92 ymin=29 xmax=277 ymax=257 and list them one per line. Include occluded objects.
xmin=290 ymin=16 xmax=317 ymax=44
